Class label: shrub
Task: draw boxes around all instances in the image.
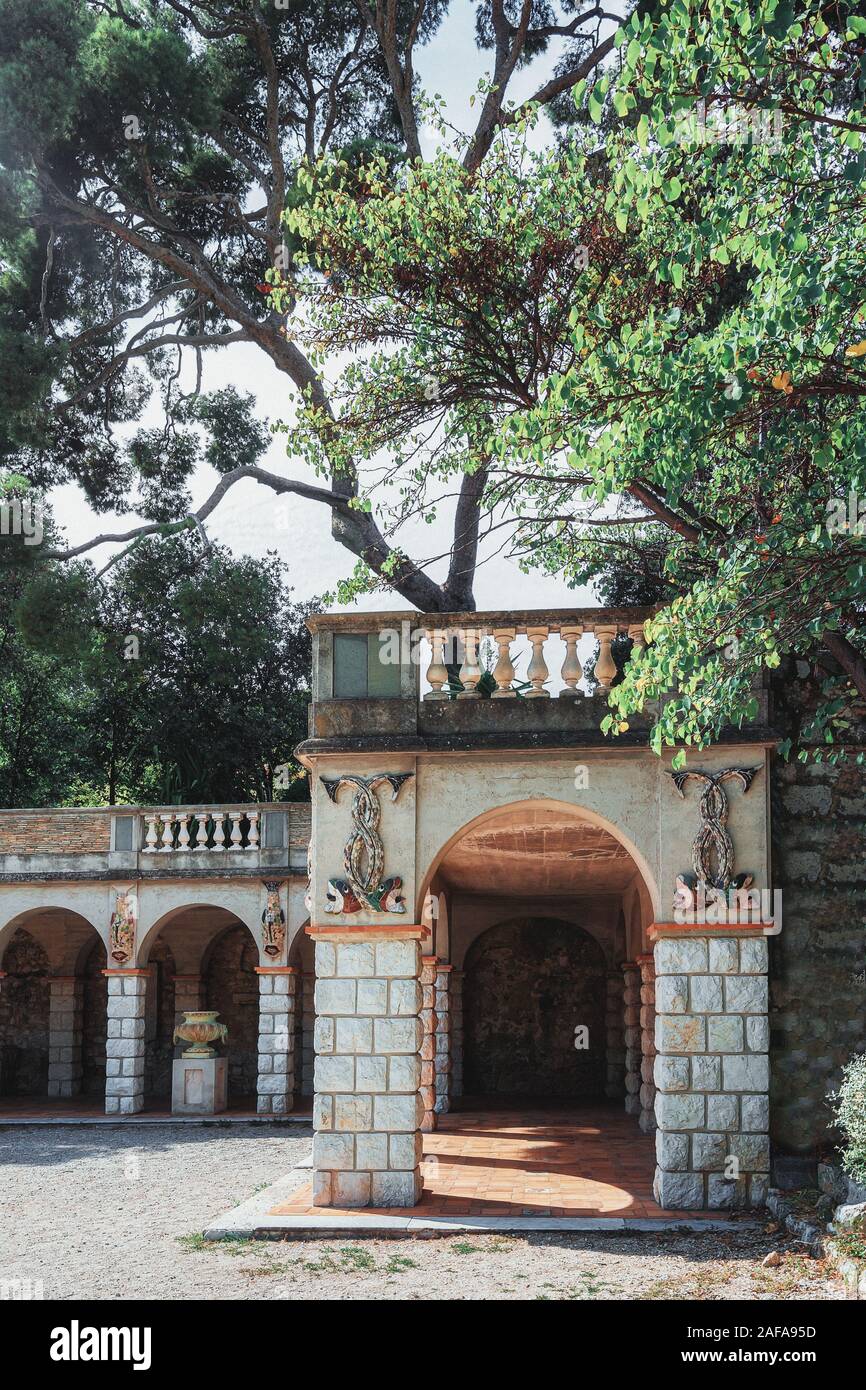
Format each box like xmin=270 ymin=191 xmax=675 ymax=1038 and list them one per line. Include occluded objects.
xmin=829 ymin=1054 xmax=866 ymax=1185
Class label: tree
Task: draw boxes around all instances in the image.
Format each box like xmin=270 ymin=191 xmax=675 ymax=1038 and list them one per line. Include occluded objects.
xmin=2 ymin=532 xmax=313 ymax=806
xmin=0 ymin=0 xmax=621 ymax=610
xmin=277 ymin=0 xmax=866 ymax=760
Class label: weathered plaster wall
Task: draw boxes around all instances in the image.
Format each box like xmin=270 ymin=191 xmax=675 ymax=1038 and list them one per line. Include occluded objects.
xmin=770 ymin=756 xmax=866 ymax=1168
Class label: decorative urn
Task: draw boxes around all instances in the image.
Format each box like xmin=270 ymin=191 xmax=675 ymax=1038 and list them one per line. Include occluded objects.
xmin=173 ymin=1010 xmax=228 ymax=1059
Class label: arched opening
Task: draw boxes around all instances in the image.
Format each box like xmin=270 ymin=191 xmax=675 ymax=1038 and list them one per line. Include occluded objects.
xmin=139 ymin=905 xmax=260 ymax=1112
xmin=288 ymin=924 xmax=314 ymax=1106
xmin=464 ymin=917 xmax=607 ymax=1100
xmin=409 ymin=801 xmax=658 ymax=1217
xmin=0 ymin=910 xmax=107 ymax=1109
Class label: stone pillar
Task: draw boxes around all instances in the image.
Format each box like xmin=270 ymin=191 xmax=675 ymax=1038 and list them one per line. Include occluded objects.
xmin=450 ymin=969 xmax=464 ymax=1100
xmin=653 ymin=932 xmax=770 ymax=1210
xmin=312 ymin=932 xmax=423 ymax=1208
xmin=420 ymin=955 xmax=437 ymax=1132
xmin=47 ymin=977 xmax=84 ymax=1098
xmin=256 ymin=966 xmax=296 ymax=1115
xmin=434 ymin=963 xmax=452 ymax=1114
xmin=637 ymin=953 xmax=657 ymax=1133
xmin=301 ymin=971 xmax=315 ymax=1097
xmin=604 ymin=969 xmax=625 ymax=1098
xmin=622 ymin=962 xmax=641 ymax=1116
xmin=104 ymin=969 xmax=147 ymax=1115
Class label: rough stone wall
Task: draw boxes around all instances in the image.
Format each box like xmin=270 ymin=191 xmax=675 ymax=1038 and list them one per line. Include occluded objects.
xmin=463 ymin=918 xmax=606 ymax=1098
xmin=205 ymin=924 xmax=259 ymax=1098
xmin=771 ymin=755 xmax=866 ymax=1169
xmin=0 ymin=811 xmax=111 ymax=854
xmin=0 ymin=929 xmax=49 ymax=1094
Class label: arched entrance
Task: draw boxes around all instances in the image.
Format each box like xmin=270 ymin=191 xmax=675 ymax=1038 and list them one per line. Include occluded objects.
xmin=0 ymin=909 xmax=107 ymax=1106
xmin=406 ymin=800 xmax=659 ymax=1216
xmin=464 ymin=917 xmax=607 ymax=1099
xmin=138 ymin=906 xmax=261 ymax=1110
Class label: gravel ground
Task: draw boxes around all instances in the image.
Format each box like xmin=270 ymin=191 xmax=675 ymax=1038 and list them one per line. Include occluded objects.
xmin=0 ymin=1127 xmax=845 ymax=1301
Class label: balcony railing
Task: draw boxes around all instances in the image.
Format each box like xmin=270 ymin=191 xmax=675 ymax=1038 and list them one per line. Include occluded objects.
xmin=140 ymin=808 xmax=260 ymax=853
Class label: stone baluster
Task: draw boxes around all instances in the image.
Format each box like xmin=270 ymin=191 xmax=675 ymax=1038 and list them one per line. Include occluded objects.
xmin=628 ymin=622 xmax=647 ymax=660
xmin=142 ymin=814 xmax=159 ymax=853
xmin=525 ymin=624 xmax=551 ymax=698
xmin=192 ymin=812 xmax=210 ymax=850
xmin=456 ymin=626 xmax=482 ymax=698
xmin=424 ymin=628 xmax=448 ymax=701
xmin=594 ymin=624 xmax=618 ymax=692
xmin=248 ymin=810 xmax=260 ymax=850
xmin=559 ymin=624 xmax=584 ymax=698
xmin=158 ymin=813 xmax=175 ymax=852
xmin=176 ymin=813 xmax=190 ymax=851
xmin=228 ymin=811 xmax=244 ymax=851
xmin=210 ymin=812 xmax=226 ymax=852
xmin=490 ymin=627 xmax=516 ymax=698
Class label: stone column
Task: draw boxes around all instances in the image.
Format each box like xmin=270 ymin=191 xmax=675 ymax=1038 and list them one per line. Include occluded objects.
xmin=256 ymin=966 xmax=296 ymax=1115
xmin=104 ymin=969 xmax=148 ymax=1115
xmin=653 ymin=932 xmax=770 ymax=1210
xmin=313 ymin=932 xmax=423 ymax=1208
xmin=622 ymin=962 xmax=641 ymax=1116
xmin=637 ymin=953 xmax=657 ymax=1133
xmin=434 ymin=963 xmax=452 ymax=1114
xmin=301 ymin=971 xmax=315 ymax=1097
xmin=47 ymin=977 xmax=83 ymax=1098
xmin=604 ymin=969 xmax=625 ymax=1098
xmin=450 ymin=969 xmax=464 ymax=1100
xmin=420 ymin=955 xmax=437 ymax=1132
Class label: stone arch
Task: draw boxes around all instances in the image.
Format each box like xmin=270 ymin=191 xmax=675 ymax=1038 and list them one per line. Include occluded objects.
xmin=463 ymin=916 xmax=608 ymax=1100
xmin=415 ymin=797 xmax=659 ymax=944
xmin=0 ymin=908 xmax=107 ymax=1101
xmin=137 ymin=902 xmax=260 ymax=966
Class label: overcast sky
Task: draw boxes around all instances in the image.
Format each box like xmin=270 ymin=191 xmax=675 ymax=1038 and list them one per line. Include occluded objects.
xmin=52 ymin=1 xmax=617 ymax=615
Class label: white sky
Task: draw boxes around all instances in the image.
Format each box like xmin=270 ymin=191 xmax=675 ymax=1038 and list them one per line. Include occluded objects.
xmin=51 ymin=1 xmax=622 ymax=614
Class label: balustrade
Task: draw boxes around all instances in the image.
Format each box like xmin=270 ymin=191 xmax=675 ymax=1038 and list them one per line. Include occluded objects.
xmin=140 ymin=808 xmax=261 ymax=853
xmin=420 ymin=616 xmax=648 ymax=701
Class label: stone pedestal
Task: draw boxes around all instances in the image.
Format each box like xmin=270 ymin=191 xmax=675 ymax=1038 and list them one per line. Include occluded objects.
xmin=172 ymin=1055 xmax=227 ymax=1114
xmin=104 ymin=969 xmax=148 ymax=1115
xmin=312 ymin=930 xmax=424 ymax=1208
xmin=256 ymin=966 xmax=296 ymax=1115
xmin=653 ymin=931 xmax=770 ymax=1210
xmin=47 ymin=977 xmax=83 ymax=1098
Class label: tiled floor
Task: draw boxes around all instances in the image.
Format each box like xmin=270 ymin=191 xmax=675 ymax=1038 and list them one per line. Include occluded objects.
xmin=270 ymin=1102 xmax=716 ymax=1219
xmin=0 ymin=1095 xmax=312 ymax=1122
